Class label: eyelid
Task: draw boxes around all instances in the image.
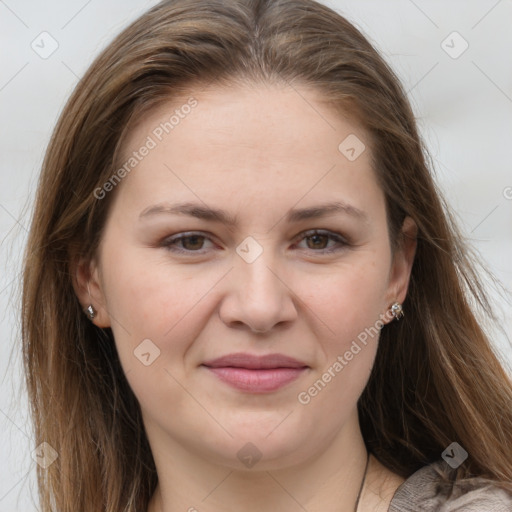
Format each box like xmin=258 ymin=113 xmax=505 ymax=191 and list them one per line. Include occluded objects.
xmin=291 ymin=229 xmax=349 ymax=253
xmin=161 ymin=231 xmax=217 ymax=254
xmin=161 ymin=229 xmax=349 ymax=255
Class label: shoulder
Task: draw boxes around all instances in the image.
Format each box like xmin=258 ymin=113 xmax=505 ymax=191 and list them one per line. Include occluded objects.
xmin=388 ymin=459 xmax=512 ymax=512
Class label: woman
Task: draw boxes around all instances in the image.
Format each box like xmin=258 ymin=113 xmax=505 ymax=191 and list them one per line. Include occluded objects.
xmin=21 ymin=0 xmax=512 ymax=511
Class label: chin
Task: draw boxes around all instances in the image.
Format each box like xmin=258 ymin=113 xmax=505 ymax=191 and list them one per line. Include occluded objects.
xmin=199 ymin=420 xmax=319 ymax=471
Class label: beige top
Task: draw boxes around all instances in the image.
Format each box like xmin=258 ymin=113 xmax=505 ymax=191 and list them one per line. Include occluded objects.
xmin=388 ymin=459 xmax=512 ymax=511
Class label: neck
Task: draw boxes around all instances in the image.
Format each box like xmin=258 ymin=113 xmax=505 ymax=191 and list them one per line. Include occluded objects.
xmin=147 ymin=413 xmax=371 ymax=512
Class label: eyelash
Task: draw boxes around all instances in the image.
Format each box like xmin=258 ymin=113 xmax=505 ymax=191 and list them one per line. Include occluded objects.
xmin=161 ymin=229 xmax=349 ymax=255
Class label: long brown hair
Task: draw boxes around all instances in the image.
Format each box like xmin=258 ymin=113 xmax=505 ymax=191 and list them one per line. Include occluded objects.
xmin=21 ymin=0 xmax=512 ymax=510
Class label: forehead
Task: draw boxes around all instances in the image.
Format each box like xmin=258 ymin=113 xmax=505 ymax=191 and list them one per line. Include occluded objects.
xmin=111 ymin=82 xmax=383 ymax=222
xmin=122 ymin=81 xmax=368 ymax=161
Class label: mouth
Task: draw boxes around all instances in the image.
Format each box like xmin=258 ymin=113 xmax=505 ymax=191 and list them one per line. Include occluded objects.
xmin=201 ymin=353 xmax=309 ymax=393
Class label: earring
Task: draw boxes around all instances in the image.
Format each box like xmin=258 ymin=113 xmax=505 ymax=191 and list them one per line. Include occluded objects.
xmin=86 ymin=304 xmax=96 ymax=320
xmin=391 ymin=302 xmax=404 ymax=320
xmin=85 ymin=282 xmax=96 ymax=320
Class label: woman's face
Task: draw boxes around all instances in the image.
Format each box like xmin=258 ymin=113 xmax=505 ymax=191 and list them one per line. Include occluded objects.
xmin=82 ymin=82 xmax=416 ymax=470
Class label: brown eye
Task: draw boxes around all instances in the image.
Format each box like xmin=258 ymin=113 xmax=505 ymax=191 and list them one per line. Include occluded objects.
xmin=305 ymin=233 xmax=330 ymax=250
xmin=162 ymin=232 xmax=214 ymax=253
xmin=179 ymin=235 xmax=206 ymax=250
xmin=294 ymin=230 xmax=348 ymax=254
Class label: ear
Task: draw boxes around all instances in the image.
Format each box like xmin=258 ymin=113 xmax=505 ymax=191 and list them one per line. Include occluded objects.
xmin=382 ymin=216 xmax=417 ymax=322
xmin=71 ymin=255 xmax=111 ymax=328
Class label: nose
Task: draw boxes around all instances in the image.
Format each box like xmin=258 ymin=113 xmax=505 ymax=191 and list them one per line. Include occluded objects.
xmin=219 ymin=251 xmax=298 ymax=334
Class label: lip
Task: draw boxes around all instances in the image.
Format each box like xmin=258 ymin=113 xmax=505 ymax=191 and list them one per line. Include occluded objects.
xmin=201 ymin=353 xmax=309 ymax=393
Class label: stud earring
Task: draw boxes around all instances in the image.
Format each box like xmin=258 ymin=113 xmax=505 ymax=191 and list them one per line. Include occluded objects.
xmin=85 ymin=282 xmax=96 ymax=320
xmin=391 ymin=302 xmax=404 ymax=320
xmin=86 ymin=304 xmax=97 ymax=320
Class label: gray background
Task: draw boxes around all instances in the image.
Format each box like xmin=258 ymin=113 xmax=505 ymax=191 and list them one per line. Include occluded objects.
xmin=1 ymin=0 xmax=511 ymax=509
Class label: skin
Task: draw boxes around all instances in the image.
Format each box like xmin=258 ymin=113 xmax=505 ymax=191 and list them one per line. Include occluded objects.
xmin=74 ymin=81 xmax=417 ymax=512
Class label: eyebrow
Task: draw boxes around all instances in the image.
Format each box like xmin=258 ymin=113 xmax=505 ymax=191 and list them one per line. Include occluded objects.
xmin=139 ymin=200 xmax=368 ymax=225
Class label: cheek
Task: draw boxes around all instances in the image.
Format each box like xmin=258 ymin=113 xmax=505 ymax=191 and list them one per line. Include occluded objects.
xmin=100 ymin=246 xmax=220 ymax=370
xmin=301 ymin=254 xmax=390 ymax=347
xmin=294 ymin=260 xmax=387 ymax=428
xmin=100 ymin=251 xmax=219 ymax=419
